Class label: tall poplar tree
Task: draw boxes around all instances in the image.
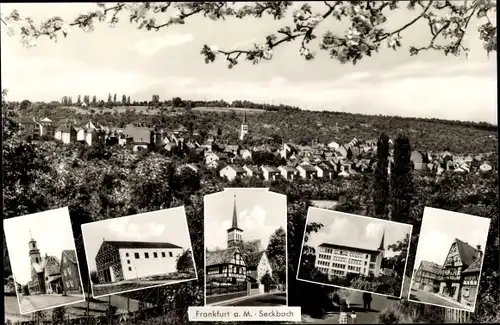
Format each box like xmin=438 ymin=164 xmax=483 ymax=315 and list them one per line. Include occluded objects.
xmin=390 ymin=134 xmax=414 ymax=223
xmin=373 ymin=133 xmax=390 ymax=218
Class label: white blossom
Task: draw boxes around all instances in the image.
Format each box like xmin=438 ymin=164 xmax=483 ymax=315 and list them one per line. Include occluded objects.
xmin=299 ymin=47 xmax=310 ymax=56
xmin=263 ymin=49 xmax=273 ymax=60
xmin=209 ymin=45 xmax=219 ymax=53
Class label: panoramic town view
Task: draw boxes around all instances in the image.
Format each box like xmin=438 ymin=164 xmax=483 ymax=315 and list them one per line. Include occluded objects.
xmin=2 ymin=1 xmax=498 ymax=325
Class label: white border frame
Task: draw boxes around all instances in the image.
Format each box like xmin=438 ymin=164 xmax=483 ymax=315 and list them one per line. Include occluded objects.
xmin=296 ymin=206 xmax=413 ymax=299
xmin=4 ymin=207 xmax=87 ymax=314
xmin=203 ymin=187 xmax=288 ymax=307
xmin=406 ymin=207 xmax=491 ymax=312
xmin=81 ymin=206 xmax=198 ymax=299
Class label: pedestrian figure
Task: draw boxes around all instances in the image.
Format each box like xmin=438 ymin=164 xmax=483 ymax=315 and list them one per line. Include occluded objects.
xmin=339 ymin=299 xmax=349 ymax=324
xmin=350 ymin=310 xmax=357 ymax=324
xmin=362 ymin=292 xmax=372 ymax=311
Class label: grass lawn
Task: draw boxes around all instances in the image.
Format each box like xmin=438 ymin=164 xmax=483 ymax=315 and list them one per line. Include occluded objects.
xmin=93 ymin=272 xmax=197 ymax=297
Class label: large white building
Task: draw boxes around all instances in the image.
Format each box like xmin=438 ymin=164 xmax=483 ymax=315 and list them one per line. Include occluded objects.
xmin=95 ymin=241 xmax=184 ymax=283
xmin=315 ymin=232 xmax=385 ymax=278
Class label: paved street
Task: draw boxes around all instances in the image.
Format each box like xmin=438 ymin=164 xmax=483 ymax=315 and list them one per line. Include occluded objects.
xmin=303 ymin=291 xmax=394 ymax=324
xmin=19 ymin=294 xmax=84 ymax=313
xmin=227 ymin=292 xmax=287 ymax=307
xmin=409 ymin=289 xmax=471 ymax=310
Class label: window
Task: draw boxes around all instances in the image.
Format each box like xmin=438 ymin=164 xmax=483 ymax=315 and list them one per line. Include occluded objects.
xmin=145 ymin=252 xmax=149 ymax=258
xmin=219 ymin=266 xmax=223 ymax=274
xmin=69 ymin=280 xmax=74 ymax=287
xmin=153 ymin=252 xmax=158 ymax=258
xmin=67 ymin=268 xmax=72 ymax=275
xmin=128 ymin=267 xmax=132 ymax=271
xmin=162 ymin=252 xmax=166 ymax=258
xmin=134 ymin=253 xmax=140 ymax=259
xmin=364 ymin=261 xmax=367 ymax=266
xmin=127 ymin=260 xmax=130 ymax=264
xmin=169 ymin=252 xmax=173 ymax=257
xmin=63 ymin=269 xmax=67 ymax=276
xmin=369 ymin=263 xmax=375 ymax=269
xmin=126 ymin=253 xmax=129 ymax=257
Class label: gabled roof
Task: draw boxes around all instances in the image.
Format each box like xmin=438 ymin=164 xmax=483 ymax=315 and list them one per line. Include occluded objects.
xmin=297 ymin=163 xmax=317 ymax=172
xmin=462 ymin=256 xmax=482 ymax=274
xmin=261 ymin=166 xmax=279 ymax=172
xmin=454 ymin=239 xmax=481 ymax=267
xmin=279 ymin=166 xmax=296 ymax=172
xmin=61 ymin=250 xmax=77 ymax=264
xmin=104 ymin=240 xmax=182 ymax=250
xmin=246 ymin=250 xmax=266 ymax=269
xmin=419 ymin=260 xmax=442 ymax=275
xmin=206 ymin=247 xmax=240 ymax=266
xmin=45 ymin=256 xmax=61 ymax=276
xmin=243 ymin=165 xmax=260 ymax=173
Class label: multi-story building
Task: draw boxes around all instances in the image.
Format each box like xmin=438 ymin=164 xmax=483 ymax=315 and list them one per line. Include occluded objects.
xmin=95 ymin=240 xmax=184 ymax=284
xmin=412 ymin=260 xmax=442 ymax=292
xmin=60 ymin=250 xmax=83 ymax=294
xmin=315 ymin=232 xmax=385 ymax=279
xmin=438 ymin=239 xmax=483 ymax=303
xmin=27 ymin=235 xmax=63 ymax=295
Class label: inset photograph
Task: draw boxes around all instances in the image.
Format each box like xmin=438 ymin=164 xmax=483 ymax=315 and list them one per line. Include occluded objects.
xmin=81 ymin=206 xmax=197 ymax=298
xmin=409 ymin=207 xmax=490 ymax=312
xmin=3 ymin=207 xmax=85 ymax=314
xmin=297 ymin=207 xmax=412 ymax=298
xmin=204 ymin=189 xmax=287 ymax=306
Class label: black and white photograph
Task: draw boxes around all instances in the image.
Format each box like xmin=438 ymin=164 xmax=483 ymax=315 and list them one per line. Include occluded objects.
xmin=409 ymin=207 xmax=490 ymax=312
xmin=2 ymin=1 xmax=497 ymax=324
xmin=204 ymin=189 xmax=287 ymax=307
xmin=297 ymin=207 xmax=412 ymax=299
xmin=3 ymin=207 xmax=85 ymax=314
xmin=81 ymin=207 xmax=197 ymax=298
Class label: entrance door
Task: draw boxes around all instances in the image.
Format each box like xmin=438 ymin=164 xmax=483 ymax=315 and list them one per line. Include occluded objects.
xmin=103 ymin=269 xmax=112 ymax=283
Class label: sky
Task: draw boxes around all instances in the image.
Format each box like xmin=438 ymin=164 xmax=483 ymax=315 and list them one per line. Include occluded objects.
xmin=413 ymin=207 xmax=491 ymax=271
xmin=81 ymin=206 xmax=193 ymax=272
xmin=3 ymin=207 xmax=78 ymax=285
xmin=205 ymin=189 xmax=286 ymax=250
xmin=0 ymin=2 xmax=497 ymax=123
xmin=305 ymin=208 xmax=412 ymax=259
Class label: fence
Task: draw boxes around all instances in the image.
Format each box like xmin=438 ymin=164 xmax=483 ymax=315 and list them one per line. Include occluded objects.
xmin=206 ymin=282 xmax=247 ymax=296
xmin=5 ymin=302 xmax=190 ymax=325
xmin=444 ymin=308 xmax=471 ymax=323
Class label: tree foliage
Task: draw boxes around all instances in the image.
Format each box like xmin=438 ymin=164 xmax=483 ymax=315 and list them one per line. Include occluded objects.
xmin=1 ymin=1 xmax=496 ymax=67
xmin=391 ymin=134 xmax=414 ymax=223
xmin=266 ymin=227 xmax=286 ymax=284
xmin=373 ymin=132 xmax=390 ymax=218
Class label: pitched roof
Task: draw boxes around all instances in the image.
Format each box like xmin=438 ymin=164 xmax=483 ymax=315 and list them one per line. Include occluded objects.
xmin=228 ymin=165 xmax=246 ymax=173
xmin=420 ymin=260 xmax=442 ymax=275
xmin=206 ymin=247 xmax=240 ymax=266
xmin=298 ymin=163 xmax=317 ymax=172
xmin=261 ymin=166 xmax=279 ymax=172
xmin=279 ymin=166 xmax=296 ymax=172
xmin=462 ymin=256 xmax=482 ymax=274
xmin=455 ymin=239 xmax=481 ymax=267
xmin=62 ymin=250 xmax=77 ymax=264
xmin=244 ymin=165 xmax=260 ymax=173
xmin=104 ymin=240 xmax=182 ymax=250
xmin=246 ymin=250 xmax=266 ymax=269
xmin=45 ymin=256 xmax=61 ymax=276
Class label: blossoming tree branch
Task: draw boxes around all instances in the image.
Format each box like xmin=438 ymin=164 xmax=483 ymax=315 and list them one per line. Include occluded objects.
xmin=1 ymin=1 xmax=496 ymax=68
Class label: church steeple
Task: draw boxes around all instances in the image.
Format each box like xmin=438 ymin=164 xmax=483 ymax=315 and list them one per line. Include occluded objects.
xmin=227 ymin=194 xmax=243 ymax=248
xmin=378 ymin=230 xmax=385 ymax=251
xmin=231 ymin=194 xmax=239 ymax=229
xmin=28 ymin=231 xmax=42 ymax=265
xmin=239 ymin=112 xmax=249 ymax=140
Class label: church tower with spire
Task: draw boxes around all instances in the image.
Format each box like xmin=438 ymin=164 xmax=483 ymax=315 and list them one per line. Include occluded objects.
xmin=227 ymin=194 xmax=243 ymax=248
xmin=239 ymin=112 xmax=248 ymax=140
xmin=378 ymin=230 xmax=385 ymax=252
xmin=28 ymin=230 xmax=42 ymax=265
